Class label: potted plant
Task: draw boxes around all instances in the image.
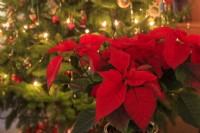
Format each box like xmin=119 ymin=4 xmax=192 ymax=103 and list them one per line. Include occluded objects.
xmin=47 ymin=26 xmax=200 ymax=133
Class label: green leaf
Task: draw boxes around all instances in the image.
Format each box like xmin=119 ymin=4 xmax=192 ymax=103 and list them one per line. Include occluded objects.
xmin=177 ymin=92 xmax=200 ymax=128
xmin=69 ymin=78 xmax=89 ymax=91
xmin=72 ymin=108 xmax=96 ymax=133
xmin=107 ymin=105 xmax=130 ymax=133
xmin=176 ymin=64 xmax=200 ymax=89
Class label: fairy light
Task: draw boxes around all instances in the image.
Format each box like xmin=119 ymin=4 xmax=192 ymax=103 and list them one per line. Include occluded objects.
xmin=43 ymin=32 xmax=49 ymax=38
xmin=85 ymin=29 xmax=90 ymax=34
xmin=2 ymin=22 xmax=9 ymax=28
xmin=66 ymin=18 xmax=70 ymax=24
xmin=33 ymin=80 xmax=39 ymax=87
xmin=3 ymin=74 xmax=8 ymax=79
xmin=134 ymin=18 xmax=139 ymax=24
xmin=23 ymin=25 xmax=28 ymax=29
xmin=149 ymin=21 xmax=155 ymax=26
xmin=0 ymin=29 xmax=2 ymax=34
xmin=114 ymin=20 xmax=119 ymax=27
xmin=102 ymin=21 xmax=107 ymax=27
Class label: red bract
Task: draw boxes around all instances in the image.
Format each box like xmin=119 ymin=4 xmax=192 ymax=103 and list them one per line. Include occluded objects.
xmin=46 ymin=56 xmax=63 ymax=90
xmin=96 ymin=47 xmax=158 ymax=129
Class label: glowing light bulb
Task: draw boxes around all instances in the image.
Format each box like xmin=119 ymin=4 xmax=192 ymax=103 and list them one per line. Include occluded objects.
xmin=33 ymin=81 xmax=38 ymax=87
xmin=114 ymin=20 xmax=119 ymax=27
xmin=66 ymin=18 xmax=70 ymax=24
xmin=149 ymin=21 xmax=155 ymax=26
xmin=0 ymin=29 xmax=2 ymax=34
xmin=102 ymin=21 xmax=107 ymax=27
xmin=43 ymin=32 xmax=49 ymax=38
xmin=134 ymin=18 xmax=139 ymax=24
xmin=2 ymin=22 xmax=9 ymax=28
xmin=3 ymin=74 xmax=8 ymax=79
xmin=85 ymin=29 xmax=90 ymax=34
xmin=23 ymin=25 xmax=28 ymax=29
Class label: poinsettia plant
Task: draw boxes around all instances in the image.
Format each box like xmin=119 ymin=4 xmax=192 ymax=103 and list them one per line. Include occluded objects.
xmin=46 ymin=27 xmax=200 ymax=133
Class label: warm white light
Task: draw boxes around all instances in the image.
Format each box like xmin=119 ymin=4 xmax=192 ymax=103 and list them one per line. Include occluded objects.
xmin=0 ymin=29 xmax=2 ymax=33
xmin=149 ymin=21 xmax=155 ymax=26
xmin=2 ymin=22 xmax=9 ymax=28
xmin=3 ymin=74 xmax=8 ymax=78
xmin=66 ymin=18 xmax=70 ymax=24
xmin=85 ymin=29 xmax=90 ymax=34
xmin=102 ymin=21 xmax=107 ymax=27
xmin=33 ymin=81 xmax=38 ymax=87
xmin=23 ymin=25 xmax=28 ymax=29
xmin=134 ymin=18 xmax=139 ymax=24
xmin=43 ymin=32 xmax=49 ymax=38
xmin=114 ymin=20 xmax=119 ymax=26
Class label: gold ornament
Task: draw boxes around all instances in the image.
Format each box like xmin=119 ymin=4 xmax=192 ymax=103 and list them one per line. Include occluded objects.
xmin=147 ymin=3 xmax=161 ymax=18
xmin=117 ymin=0 xmax=131 ymax=8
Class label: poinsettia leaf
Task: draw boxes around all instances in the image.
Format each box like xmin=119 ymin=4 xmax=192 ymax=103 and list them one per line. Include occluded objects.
xmin=145 ymin=80 xmax=166 ymax=100
xmin=109 ymin=47 xmax=130 ymax=74
xmin=177 ymin=92 xmax=200 ymax=128
xmin=107 ymin=105 xmax=130 ymax=133
xmin=175 ymin=64 xmax=200 ymax=89
xmin=149 ymin=27 xmax=175 ymax=40
xmin=96 ymin=70 xmax=126 ymax=121
xmin=72 ymin=108 xmax=96 ymax=133
xmin=69 ymin=78 xmax=89 ymax=92
xmin=126 ymin=68 xmax=157 ymax=87
xmin=48 ymin=40 xmax=78 ymax=53
xmin=191 ymin=44 xmax=200 ymax=64
xmin=46 ymin=56 xmax=63 ymax=90
xmin=163 ymin=40 xmax=190 ymax=69
xmin=124 ymin=88 xmax=156 ymax=130
xmin=79 ymin=34 xmax=107 ymax=51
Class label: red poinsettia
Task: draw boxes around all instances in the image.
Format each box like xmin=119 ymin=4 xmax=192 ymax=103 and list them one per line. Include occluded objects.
xmin=95 ymin=47 xmax=161 ymax=129
xmin=46 ymin=34 xmax=106 ymax=89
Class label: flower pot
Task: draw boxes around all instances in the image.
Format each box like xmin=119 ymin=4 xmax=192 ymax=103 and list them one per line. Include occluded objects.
xmin=104 ymin=122 xmax=159 ymax=133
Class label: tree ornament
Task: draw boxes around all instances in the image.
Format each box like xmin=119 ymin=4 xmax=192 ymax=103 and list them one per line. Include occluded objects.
xmin=29 ymin=8 xmax=37 ymax=23
xmin=11 ymin=74 xmax=22 ymax=83
xmin=80 ymin=10 xmax=87 ymax=28
xmin=47 ymin=0 xmax=58 ymax=15
xmin=147 ymin=3 xmax=161 ymax=18
xmin=164 ymin=0 xmax=173 ymax=5
xmin=23 ymin=58 xmax=32 ymax=68
xmin=52 ymin=16 xmax=59 ymax=23
xmin=68 ymin=22 xmax=75 ymax=30
xmin=8 ymin=38 xmax=14 ymax=44
xmin=116 ymin=0 xmax=131 ymax=8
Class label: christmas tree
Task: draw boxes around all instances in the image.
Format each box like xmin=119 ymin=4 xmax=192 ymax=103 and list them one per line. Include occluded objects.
xmin=0 ymin=0 xmax=193 ymax=133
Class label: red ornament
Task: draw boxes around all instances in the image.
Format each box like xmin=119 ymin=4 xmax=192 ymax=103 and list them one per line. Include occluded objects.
xmin=33 ymin=17 xmax=37 ymax=23
xmin=67 ymin=23 xmax=75 ymax=30
xmin=11 ymin=74 xmax=22 ymax=83
xmin=64 ymin=71 xmax=71 ymax=76
xmin=8 ymin=39 xmax=13 ymax=44
xmin=52 ymin=16 xmax=59 ymax=23
xmin=81 ymin=16 xmax=87 ymax=21
xmin=164 ymin=0 xmax=173 ymax=5
xmin=80 ymin=21 xmax=86 ymax=28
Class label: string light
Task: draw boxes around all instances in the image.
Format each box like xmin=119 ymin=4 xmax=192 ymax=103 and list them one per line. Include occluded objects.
xmin=0 ymin=29 xmax=2 ymax=34
xmin=134 ymin=18 xmax=139 ymax=24
xmin=114 ymin=20 xmax=119 ymax=27
xmin=43 ymin=32 xmax=49 ymax=38
xmin=2 ymin=22 xmax=9 ymax=28
xmin=149 ymin=21 xmax=155 ymax=26
xmin=3 ymin=74 xmax=8 ymax=79
xmin=66 ymin=18 xmax=70 ymax=24
xmin=33 ymin=80 xmax=39 ymax=87
xmin=23 ymin=25 xmax=28 ymax=29
xmin=85 ymin=29 xmax=90 ymax=34
xmin=102 ymin=21 xmax=107 ymax=27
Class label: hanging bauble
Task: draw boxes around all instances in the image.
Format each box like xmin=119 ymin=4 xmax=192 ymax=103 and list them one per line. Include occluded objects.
xmin=164 ymin=0 xmax=173 ymax=5
xmin=79 ymin=21 xmax=86 ymax=28
xmin=47 ymin=0 xmax=58 ymax=15
xmin=147 ymin=3 xmax=161 ymax=18
xmin=29 ymin=8 xmax=37 ymax=23
xmin=68 ymin=22 xmax=75 ymax=30
xmin=23 ymin=58 xmax=32 ymax=68
xmin=52 ymin=16 xmax=59 ymax=23
xmin=11 ymin=74 xmax=22 ymax=83
xmin=116 ymin=0 xmax=131 ymax=8
xmin=8 ymin=38 xmax=14 ymax=44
